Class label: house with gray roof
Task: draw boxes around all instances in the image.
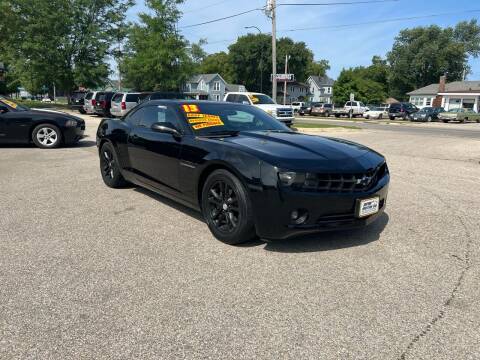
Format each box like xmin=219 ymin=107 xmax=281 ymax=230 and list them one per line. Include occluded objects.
xmin=407 ymin=76 xmax=480 ymax=111
xmin=306 ymin=75 xmax=334 ymax=103
xmin=183 ymin=74 xmax=246 ymax=101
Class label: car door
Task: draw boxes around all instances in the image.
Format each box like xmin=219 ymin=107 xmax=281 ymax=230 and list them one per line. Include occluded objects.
xmin=127 ymin=104 xmax=184 ymax=193
xmin=0 ymin=102 xmax=32 ymax=143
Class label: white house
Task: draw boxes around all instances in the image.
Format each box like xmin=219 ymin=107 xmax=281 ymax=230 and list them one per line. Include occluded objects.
xmin=306 ymin=75 xmax=334 ymax=103
xmin=408 ymin=76 xmax=480 ymax=111
xmin=183 ymin=74 xmax=246 ymax=101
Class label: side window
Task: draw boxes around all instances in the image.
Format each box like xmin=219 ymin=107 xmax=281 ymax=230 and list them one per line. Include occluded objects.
xmin=346 ymin=102 xmax=352 ymax=107
xmin=140 ymin=105 xmax=182 ymax=130
xmin=125 ymin=108 xmax=144 ymax=126
xmin=238 ymin=95 xmax=250 ymax=104
xmin=225 ymin=94 xmax=237 ymax=103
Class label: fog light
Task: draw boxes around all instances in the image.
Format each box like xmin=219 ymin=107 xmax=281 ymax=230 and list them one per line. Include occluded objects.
xmin=290 ymin=210 xmax=309 ymax=225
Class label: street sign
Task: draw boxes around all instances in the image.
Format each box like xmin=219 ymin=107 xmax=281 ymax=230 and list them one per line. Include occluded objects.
xmin=271 ymin=73 xmax=295 ymax=82
xmin=350 ymin=93 xmax=355 ymax=101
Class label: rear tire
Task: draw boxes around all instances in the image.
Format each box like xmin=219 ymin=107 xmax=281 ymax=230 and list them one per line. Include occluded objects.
xmin=99 ymin=142 xmax=128 ymax=188
xmin=389 ymin=116 xmax=395 ymax=120
xmin=201 ymin=170 xmax=256 ymax=245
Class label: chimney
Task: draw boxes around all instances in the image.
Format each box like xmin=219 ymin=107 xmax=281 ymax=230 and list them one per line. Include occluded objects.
xmin=432 ymin=75 xmax=446 ymax=108
xmin=438 ymin=75 xmax=446 ymax=93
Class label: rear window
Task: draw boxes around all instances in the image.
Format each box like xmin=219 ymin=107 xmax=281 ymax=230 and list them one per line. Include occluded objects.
xmin=324 ymin=104 xmax=332 ymax=108
xmin=98 ymin=95 xmax=106 ymax=101
xmin=126 ymin=94 xmax=140 ymax=102
xmin=95 ymin=92 xmax=104 ymax=100
xmin=85 ymin=92 xmax=93 ymax=100
xmin=112 ymin=93 xmax=124 ymax=102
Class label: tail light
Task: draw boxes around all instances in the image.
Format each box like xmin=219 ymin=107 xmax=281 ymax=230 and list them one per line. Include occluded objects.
xmin=121 ymin=101 xmax=126 ymax=110
xmin=92 ymin=99 xmax=97 ymax=106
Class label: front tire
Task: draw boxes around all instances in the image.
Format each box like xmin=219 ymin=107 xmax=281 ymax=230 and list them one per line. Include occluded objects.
xmin=99 ymin=142 xmax=128 ymax=188
xmin=32 ymin=124 xmax=62 ymax=149
xmin=427 ymin=116 xmax=432 ymax=122
xmin=201 ymin=170 xmax=256 ymax=245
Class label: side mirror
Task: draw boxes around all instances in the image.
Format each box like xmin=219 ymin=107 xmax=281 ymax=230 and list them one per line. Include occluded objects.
xmin=0 ymin=105 xmax=9 ymax=114
xmin=151 ymin=122 xmax=182 ymax=138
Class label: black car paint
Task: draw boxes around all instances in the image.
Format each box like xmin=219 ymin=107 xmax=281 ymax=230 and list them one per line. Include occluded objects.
xmin=97 ymin=100 xmax=389 ymax=240
xmin=0 ymin=101 xmax=85 ymax=145
xmin=410 ymin=107 xmax=444 ymax=121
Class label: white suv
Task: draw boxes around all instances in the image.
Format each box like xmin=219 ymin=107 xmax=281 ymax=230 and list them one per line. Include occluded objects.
xmin=110 ymin=92 xmax=141 ymax=117
xmin=224 ymin=92 xmax=294 ymax=126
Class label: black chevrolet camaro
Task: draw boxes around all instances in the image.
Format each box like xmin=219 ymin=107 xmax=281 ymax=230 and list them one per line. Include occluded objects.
xmin=96 ymin=100 xmax=389 ymax=244
xmin=0 ymin=98 xmax=85 ymax=148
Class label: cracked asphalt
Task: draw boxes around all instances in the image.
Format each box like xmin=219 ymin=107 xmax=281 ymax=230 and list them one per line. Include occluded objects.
xmin=1 ymin=113 xmax=479 ymax=359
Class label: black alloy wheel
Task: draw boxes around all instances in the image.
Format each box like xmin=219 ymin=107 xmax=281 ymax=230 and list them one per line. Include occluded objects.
xmin=99 ymin=142 xmax=128 ymax=188
xmin=202 ymin=170 xmax=256 ymax=244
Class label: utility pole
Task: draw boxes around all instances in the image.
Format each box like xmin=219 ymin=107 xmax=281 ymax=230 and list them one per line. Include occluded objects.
xmin=283 ymin=54 xmax=289 ymax=105
xmin=266 ymin=0 xmax=277 ymax=102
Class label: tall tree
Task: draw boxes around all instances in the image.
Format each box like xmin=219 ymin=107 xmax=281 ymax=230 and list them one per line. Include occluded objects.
xmin=333 ymin=58 xmax=389 ymax=105
xmin=198 ymin=52 xmax=234 ymax=83
xmin=3 ymin=0 xmax=132 ymax=95
xmin=387 ymin=20 xmax=480 ymax=99
xmin=228 ymin=34 xmax=323 ymax=93
xmin=307 ymin=60 xmax=331 ymax=78
xmin=122 ymin=0 xmax=193 ymax=91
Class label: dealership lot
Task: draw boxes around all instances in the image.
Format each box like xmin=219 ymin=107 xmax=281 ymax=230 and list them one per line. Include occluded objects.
xmin=1 ymin=114 xmax=479 ymax=359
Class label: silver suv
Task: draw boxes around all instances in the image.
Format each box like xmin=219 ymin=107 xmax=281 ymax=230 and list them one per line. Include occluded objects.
xmin=110 ymin=92 xmax=141 ymax=117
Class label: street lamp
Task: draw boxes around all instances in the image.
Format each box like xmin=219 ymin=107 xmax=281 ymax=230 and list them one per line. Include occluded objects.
xmin=244 ymin=26 xmax=264 ymax=93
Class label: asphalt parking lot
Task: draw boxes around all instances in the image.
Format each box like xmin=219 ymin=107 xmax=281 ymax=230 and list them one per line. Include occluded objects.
xmin=1 ymin=112 xmax=479 ymax=359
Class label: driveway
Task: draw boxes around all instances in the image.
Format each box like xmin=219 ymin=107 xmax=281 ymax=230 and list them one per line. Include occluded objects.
xmin=1 ymin=113 xmax=479 ymax=359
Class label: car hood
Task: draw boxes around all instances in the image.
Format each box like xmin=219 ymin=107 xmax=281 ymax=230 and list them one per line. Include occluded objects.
xmin=217 ymin=131 xmax=384 ymax=172
xmin=29 ymin=108 xmax=83 ymax=121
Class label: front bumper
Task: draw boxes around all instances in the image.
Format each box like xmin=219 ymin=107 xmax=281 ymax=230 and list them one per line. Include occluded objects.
xmin=277 ymin=117 xmax=294 ymax=125
xmin=63 ymin=122 xmax=86 ymax=144
xmin=250 ymin=175 xmax=390 ymax=240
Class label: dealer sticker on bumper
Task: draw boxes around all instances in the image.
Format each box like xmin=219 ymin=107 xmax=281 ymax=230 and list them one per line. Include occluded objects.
xmin=357 ymin=197 xmax=380 ymax=218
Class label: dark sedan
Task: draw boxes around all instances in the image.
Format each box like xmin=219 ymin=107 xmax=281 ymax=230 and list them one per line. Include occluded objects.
xmin=0 ymin=97 xmax=85 ymax=148
xmin=410 ymin=107 xmax=445 ymax=122
xmin=96 ymin=100 xmax=390 ymax=244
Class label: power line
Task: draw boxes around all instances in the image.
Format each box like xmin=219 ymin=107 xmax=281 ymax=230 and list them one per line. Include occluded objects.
xmin=277 ymin=0 xmax=399 ymax=6
xmin=181 ymin=0 xmax=232 ymax=14
xmin=180 ymin=7 xmax=264 ymax=28
xmin=279 ymin=9 xmax=480 ymax=32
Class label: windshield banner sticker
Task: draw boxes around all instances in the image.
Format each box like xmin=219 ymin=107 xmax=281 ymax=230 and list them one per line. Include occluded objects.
xmin=1 ymin=99 xmax=18 ymax=109
xmin=186 ymin=113 xmax=224 ymax=130
xmin=182 ymin=104 xmax=200 ymax=113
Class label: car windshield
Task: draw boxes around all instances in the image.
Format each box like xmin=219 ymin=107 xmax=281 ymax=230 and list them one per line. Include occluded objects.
xmin=180 ymin=103 xmax=290 ymax=136
xmin=248 ymin=94 xmax=276 ymax=105
xmin=418 ymin=107 xmax=432 ymax=113
xmin=0 ymin=98 xmax=29 ymax=111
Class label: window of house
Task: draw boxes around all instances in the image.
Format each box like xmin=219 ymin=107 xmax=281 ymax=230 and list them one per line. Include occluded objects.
xmin=425 ymin=98 xmax=432 ymax=106
xmin=213 ymin=81 xmax=220 ymax=91
xmin=213 ymin=94 xmax=221 ymax=101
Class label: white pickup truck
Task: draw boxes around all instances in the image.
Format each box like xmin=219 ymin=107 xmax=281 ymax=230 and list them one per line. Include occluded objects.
xmin=332 ymin=101 xmax=368 ymax=118
xmin=224 ymin=92 xmax=295 ymax=126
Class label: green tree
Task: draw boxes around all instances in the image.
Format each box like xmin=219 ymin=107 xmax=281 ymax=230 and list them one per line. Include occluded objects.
xmin=3 ymin=0 xmax=132 ymax=96
xmin=387 ymin=20 xmax=480 ymax=99
xmin=307 ymin=59 xmax=331 ymax=78
xmin=334 ymin=66 xmax=387 ymax=105
xmin=122 ymin=0 xmax=193 ymax=91
xmin=228 ymin=34 xmax=322 ymax=93
xmin=198 ymin=52 xmax=233 ymax=83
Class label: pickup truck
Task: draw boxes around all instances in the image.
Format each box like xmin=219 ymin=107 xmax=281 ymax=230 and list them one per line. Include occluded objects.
xmin=332 ymin=101 xmax=368 ymax=118
xmin=224 ymin=92 xmax=295 ymax=126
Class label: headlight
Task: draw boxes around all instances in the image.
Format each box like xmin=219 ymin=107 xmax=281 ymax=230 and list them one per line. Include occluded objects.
xmin=278 ymin=171 xmax=305 ymax=186
xmin=65 ymin=119 xmax=78 ymax=127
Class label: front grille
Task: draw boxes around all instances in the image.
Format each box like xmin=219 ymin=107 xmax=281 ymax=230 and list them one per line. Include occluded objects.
xmin=293 ymin=162 xmax=388 ymax=193
xmin=277 ymin=108 xmax=293 ymax=118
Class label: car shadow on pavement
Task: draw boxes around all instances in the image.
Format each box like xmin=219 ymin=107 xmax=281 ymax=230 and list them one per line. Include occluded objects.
xmin=262 ymin=213 xmax=389 ymax=253
xmin=133 ymin=187 xmax=205 ymax=222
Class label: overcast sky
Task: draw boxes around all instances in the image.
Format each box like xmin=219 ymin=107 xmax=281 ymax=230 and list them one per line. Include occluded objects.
xmin=127 ymin=0 xmax=480 ymax=82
